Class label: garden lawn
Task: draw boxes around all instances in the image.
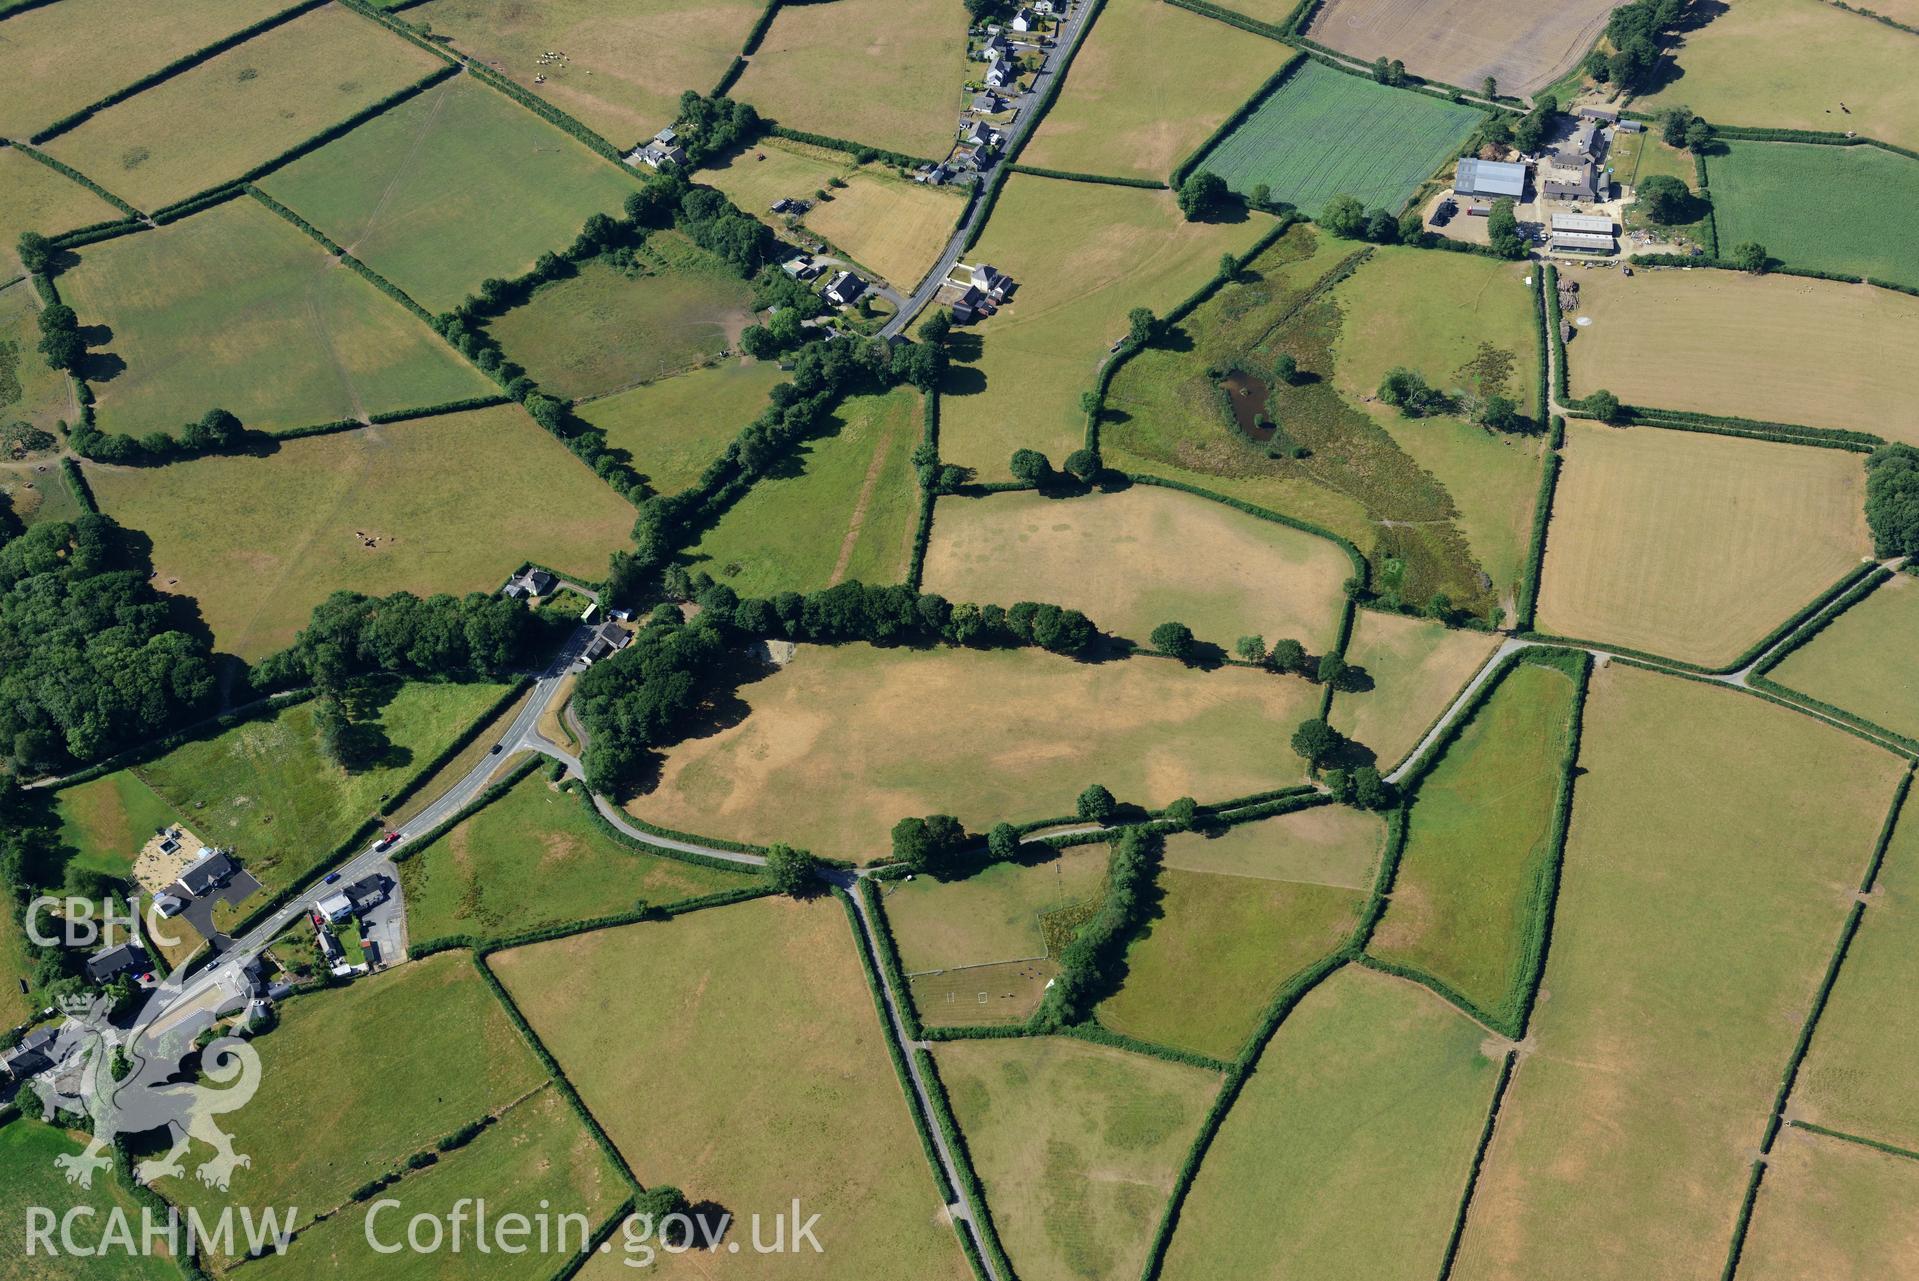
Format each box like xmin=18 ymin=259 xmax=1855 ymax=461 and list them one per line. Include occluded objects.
xmin=922 ymin=484 xmax=1352 ymax=653
xmin=1193 ymin=61 xmax=1483 ymax=215
xmin=0 ymin=0 xmax=284 ymax=142
xmin=241 ymin=1086 xmax=625 ymax=1281
xmin=261 ymin=74 xmax=641 ymax=314
xmin=1330 ymin=609 xmax=1500 ymax=772
xmin=573 ymin=360 xmax=784 ymax=495
xmin=1161 ymin=964 xmax=1503 ymax=1279
xmin=405 ymin=0 xmax=764 ymax=144
xmin=55 ymin=196 xmax=492 ymax=436
xmin=86 ymin=404 xmax=634 ymax=659
xmin=130 ymin=679 xmax=509 ymax=912
xmin=1708 ymin=142 xmax=1919 ymax=290
xmin=732 ymin=0 xmax=971 ymax=161
xmin=1768 ymin=572 xmax=1919 ymax=741
xmin=0 ymin=1120 xmax=185 ymax=1281
xmin=1160 ymin=803 xmax=1386 ymax=888
xmin=481 ymin=242 xmax=752 ymax=400
xmin=1562 ymin=267 xmax=1919 ymax=442
xmin=686 ymin=385 xmax=922 ymax=596
xmin=0 ymin=150 xmax=120 ymax=275
xmin=1368 ymin=656 xmax=1579 ymax=1029
xmin=1736 ymin=1125 xmax=1919 ymax=1281
xmin=1452 ymin=663 xmax=1907 ymax=1281
xmin=1304 ymin=0 xmax=1619 ymax=96
xmin=491 ymin=895 xmax=971 ymax=1281
xmin=54 ymin=770 xmax=184 ymax=882
xmin=1099 ymin=863 xmax=1364 ymax=1060
xmin=1637 ymin=0 xmax=1919 ymax=153
xmin=1021 ymin=0 xmax=1284 ymax=182
xmin=399 ymin=771 xmax=758 ymax=944
xmin=942 ymin=176 xmax=1273 ymax=481
xmin=42 ymin=4 xmax=445 ymax=211
xmin=1791 ymin=790 xmax=1919 ymax=1149
xmin=1533 ymin=421 xmax=1871 ymax=667
xmin=1330 ymin=246 xmax=1547 ymax=604
xmin=625 ymin=643 xmax=1320 ymax=857
xmin=156 ymin=953 xmax=548 ymax=1267
xmin=936 ymin=1037 xmax=1221 ymax=1281
xmin=704 ymin=138 xmax=964 ymax=287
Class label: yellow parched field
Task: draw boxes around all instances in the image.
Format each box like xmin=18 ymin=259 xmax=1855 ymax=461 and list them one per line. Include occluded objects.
xmin=625 ymin=642 xmax=1319 ymax=857
xmin=704 ymin=138 xmax=963 ymax=288
xmin=942 ymin=176 xmax=1273 ymax=480
xmin=1736 ymin=1125 xmax=1919 ymax=1281
xmin=1020 ymin=0 xmax=1284 ymax=182
xmin=41 ymin=4 xmax=446 ymax=210
xmin=1331 ymin=609 xmax=1500 ymax=772
xmin=732 ymin=0 xmax=971 ymax=161
xmin=1534 ymin=421 xmax=1871 ymax=666
xmin=1304 ymin=0 xmax=1620 ymax=96
xmin=921 ymin=484 xmax=1353 ymax=652
xmin=1563 ymin=269 xmax=1919 ymax=442
xmin=84 ymin=406 xmax=634 ymax=658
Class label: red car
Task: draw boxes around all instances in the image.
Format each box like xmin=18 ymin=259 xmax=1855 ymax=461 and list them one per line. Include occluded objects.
xmin=375 ymin=831 xmax=400 ymax=851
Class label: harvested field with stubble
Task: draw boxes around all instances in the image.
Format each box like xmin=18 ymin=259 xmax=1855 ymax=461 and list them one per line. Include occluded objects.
xmin=936 ymin=1037 xmax=1221 ymax=1281
xmin=491 ymin=896 xmax=971 ymax=1281
xmin=1451 ymin=663 xmax=1908 ymax=1281
xmin=0 ymin=0 xmax=283 ymax=141
xmin=41 ymin=4 xmax=446 ymax=210
xmin=1306 ymin=0 xmax=1620 ymax=95
xmin=0 ymin=150 xmax=119 ymax=274
xmin=1736 ymin=1125 xmax=1919 ymax=1281
xmin=921 ymin=484 xmax=1353 ymax=652
xmin=704 ymin=138 xmax=963 ymax=287
xmin=1708 ymin=142 xmax=1919 ymax=289
xmin=1563 ymin=268 xmax=1919 ymax=441
xmin=1020 ymin=0 xmax=1283 ymax=182
xmin=406 ymin=0 xmax=766 ymax=145
xmin=55 ymin=196 xmax=493 ymax=436
xmin=732 ymin=0 xmax=971 ymax=161
xmin=1193 ymin=61 xmax=1483 ymax=216
xmin=624 ymin=643 xmax=1320 ymax=857
xmin=1533 ymin=421 xmax=1871 ymax=667
xmin=1331 ymin=609 xmax=1500 ymax=772
xmin=1162 ymin=964 xmax=1502 ymax=1280
xmin=86 ymin=405 xmax=634 ymax=658
xmin=260 ymin=74 xmax=642 ymax=315
xmin=941 ymin=176 xmax=1273 ymax=480
xmin=1767 ymin=572 xmax=1919 ymax=741
xmin=573 ymin=359 xmax=784 ymax=495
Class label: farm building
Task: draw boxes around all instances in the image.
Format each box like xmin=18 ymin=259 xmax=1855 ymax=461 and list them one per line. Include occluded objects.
xmin=1578 ymin=105 xmax=1620 ymax=123
xmin=1550 ymin=230 xmax=1615 ymax=255
xmin=1540 ymin=156 xmax=1601 ymax=200
xmin=1552 ymin=212 xmax=1614 ymax=234
xmin=1454 ymin=158 xmax=1526 ymax=199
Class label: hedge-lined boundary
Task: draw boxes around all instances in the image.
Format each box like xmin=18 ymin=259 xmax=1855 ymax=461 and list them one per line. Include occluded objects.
xmin=1757 ymin=899 xmax=1864 ymax=1155
xmin=1171 ymin=51 xmax=1306 ymax=192
xmin=1514 ymin=450 xmax=1561 ymax=631
xmin=740 ymin=0 xmax=782 ymax=54
xmin=596 ymin=804 xmax=773 ymax=859
xmin=1063 ymin=1022 xmax=1232 ymax=1072
xmin=59 ymin=457 xmax=99 ymax=515
xmin=1122 ymin=473 xmax=1365 ymax=585
xmin=1857 ymin=770 xmax=1913 ymax=893
xmin=574 ymin=785 xmax=771 ymax=877
xmin=1749 ymin=565 xmax=1891 ymax=683
xmin=912 ymin=1044 xmax=1019 ymax=1281
xmin=552 ymin=1198 xmax=638 ymax=1281
xmin=389 ymin=754 xmax=543 ymax=866
xmin=1690 ymin=149 xmax=1722 ymax=256
xmin=46 ymin=218 xmax=149 ymax=251
xmin=0 ymin=0 xmax=62 ymax=16
xmin=1507 ymin=648 xmax=1592 ymax=1039
xmin=760 ymin=124 xmax=935 ymax=171
xmin=1006 ymin=163 xmax=1165 ymax=188
xmin=1631 ymin=245 xmax=1919 ymax=302
xmin=3 ymin=141 xmax=144 ymax=218
xmin=834 ymin=892 xmax=958 ymax=1204
xmin=997 ymin=0 xmax=1108 ymax=170
xmin=959 ymin=169 xmax=1009 ymax=253
xmin=1162 ymin=0 xmax=1290 ymax=39
xmin=1294 ymin=46 xmax=1508 ymax=113
xmin=247 ymin=185 xmax=435 ymax=322
xmin=1436 ymin=1048 xmax=1517 ymax=1281
xmin=43 ymin=689 xmax=313 ymax=792
xmin=859 ymin=880 xmax=924 ymax=1041
xmin=29 ymin=0 xmax=330 ymax=144
xmin=1788 ymin=1119 xmax=1919 ymax=1163
xmin=383 ymin=678 xmax=532 ymax=813
xmin=1720 ymin=1157 xmax=1766 ymax=1281
xmin=338 ymin=0 xmax=464 ymax=64
xmin=114 ymin=1138 xmax=215 ymax=1280
xmin=905 ymin=382 xmax=941 ymax=592
xmin=411 ymin=882 xmax=773 ymax=960
xmin=1706 ymin=123 xmax=1919 ymax=164
xmin=462 ymin=62 xmax=625 ymax=164
xmin=1528 ymin=260 xmax=1549 ymax=426
xmin=1609 ymin=400 xmax=1882 ymax=452
xmin=1607 ymin=656 xmax=1919 ymax=761
xmin=1543 ymin=263 xmax=1570 ymax=402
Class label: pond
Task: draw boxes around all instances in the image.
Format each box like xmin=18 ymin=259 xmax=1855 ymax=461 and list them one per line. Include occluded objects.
xmin=1219 ymin=370 xmax=1274 ymax=442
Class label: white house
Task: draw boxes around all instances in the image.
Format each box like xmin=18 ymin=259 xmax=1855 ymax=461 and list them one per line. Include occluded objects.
xmin=1010 ymin=6 xmax=1038 ymax=30
xmin=316 ymin=892 xmax=355 ymax=925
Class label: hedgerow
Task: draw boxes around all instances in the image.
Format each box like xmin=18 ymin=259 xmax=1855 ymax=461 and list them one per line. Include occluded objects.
xmin=1031 ymin=827 xmax=1161 ymax=1029
xmin=1162 ymin=0 xmax=1289 ymax=40
xmin=248 ymin=185 xmax=437 ymax=322
xmin=858 ymin=880 xmax=923 ymax=1041
xmin=1529 ymin=262 xmax=1549 ymax=425
xmin=1437 ymin=1050 xmax=1517 ymax=1279
xmin=1857 ymin=771 xmax=1914 ymax=892
xmin=761 ymin=125 xmax=932 ymax=171
xmin=1749 ymin=566 xmax=1892 ymax=683
xmin=381 ymin=679 xmax=532 ymax=814
xmin=463 ymin=63 xmax=622 ymax=162
xmin=913 ymin=1045 xmax=1018 ymax=1280
xmin=3 ymin=142 xmax=144 ymax=218
xmin=1607 ymin=656 xmax=1919 ymax=761
xmin=1007 ymin=164 xmax=1166 ymax=188
xmin=59 ymin=458 xmax=98 ymax=515
xmin=1514 ymin=451 xmax=1560 ymax=631
xmin=569 ymin=785 xmax=770 ymax=875
xmin=1062 ymin=1023 xmax=1232 ymax=1072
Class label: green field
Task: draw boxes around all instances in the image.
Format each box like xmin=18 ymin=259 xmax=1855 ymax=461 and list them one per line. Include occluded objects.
xmin=0 ymin=279 xmax=74 ymax=437
xmin=0 ymin=150 xmax=120 ymax=276
xmin=1737 ymin=1124 xmax=1919 ymax=1281
xmin=123 ymin=680 xmax=508 ymax=916
xmin=685 ymin=384 xmax=922 ymax=596
xmin=53 ymin=769 xmax=183 ymax=882
xmin=57 ymin=196 xmax=492 ymax=436
xmin=86 ymin=404 xmax=635 ymax=658
xmin=400 ymin=772 xmax=757 ymax=943
xmin=492 ymin=896 xmax=971 ymax=1281
xmin=0 ymin=1119 xmax=186 ymax=1281
xmin=1453 ymin=663 xmax=1907 ymax=1279
xmin=42 ymin=4 xmax=445 ymax=211
xmin=1708 ymin=141 xmax=1919 ymax=289
xmin=1160 ymin=803 xmax=1386 ymax=887
xmin=1194 ymin=61 xmax=1484 ymax=215
xmin=481 ymin=241 xmax=751 ymax=400
xmin=242 ymin=1086 xmax=624 ymax=1281
xmin=261 ymin=74 xmax=640 ymax=314
xmin=1792 ymin=792 xmax=1919 ymax=1149
xmin=1162 ymin=964 xmax=1502 ymax=1279
xmin=1368 ymin=656 xmax=1578 ymax=1029
xmin=573 ymin=359 xmax=783 ymax=495
xmin=158 ymin=954 xmax=548 ymax=1264
xmin=1099 ymin=863 xmax=1364 ymax=1060
xmin=1768 ymin=573 xmax=1919 ymax=741
xmin=936 ymin=1037 xmax=1221 ymax=1281
xmin=1331 ymin=609 xmax=1500 ymax=772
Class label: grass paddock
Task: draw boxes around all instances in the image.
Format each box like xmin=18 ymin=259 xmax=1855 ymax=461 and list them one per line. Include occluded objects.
xmin=1331 ymin=609 xmax=1500 ymax=772
xmin=1709 ymin=142 xmax=1919 ymax=290
xmin=573 ymin=359 xmax=784 ymax=496
xmin=1768 ymin=572 xmax=1919 ymax=741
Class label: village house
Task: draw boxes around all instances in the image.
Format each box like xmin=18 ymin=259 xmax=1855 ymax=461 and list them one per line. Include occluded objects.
xmin=502 ymin=567 xmax=557 ymax=599
xmin=824 ymin=269 xmax=867 ymax=307
xmin=1036 ymin=0 xmax=1067 ymax=13
xmin=3 ymin=1026 xmax=62 ymax=1080
xmin=581 ymin=620 xmax=633 ymax=665
xmin=176 ymin=848 xmax=236 ymax=898
xmin=627 ymin=127 xmax=684 ymax=170
xmin=985 ymin=57 xmax=1018 ymax=89
xmin=85 ymin=940 xmax=150 ymax=985
xmin=979 ymin=32 xmax=1011 ymax=60
xmin=1010 ymin=6 xmax=1039 ymax=31
xmin=967 ymin=262 xmax=1014 ymax=300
